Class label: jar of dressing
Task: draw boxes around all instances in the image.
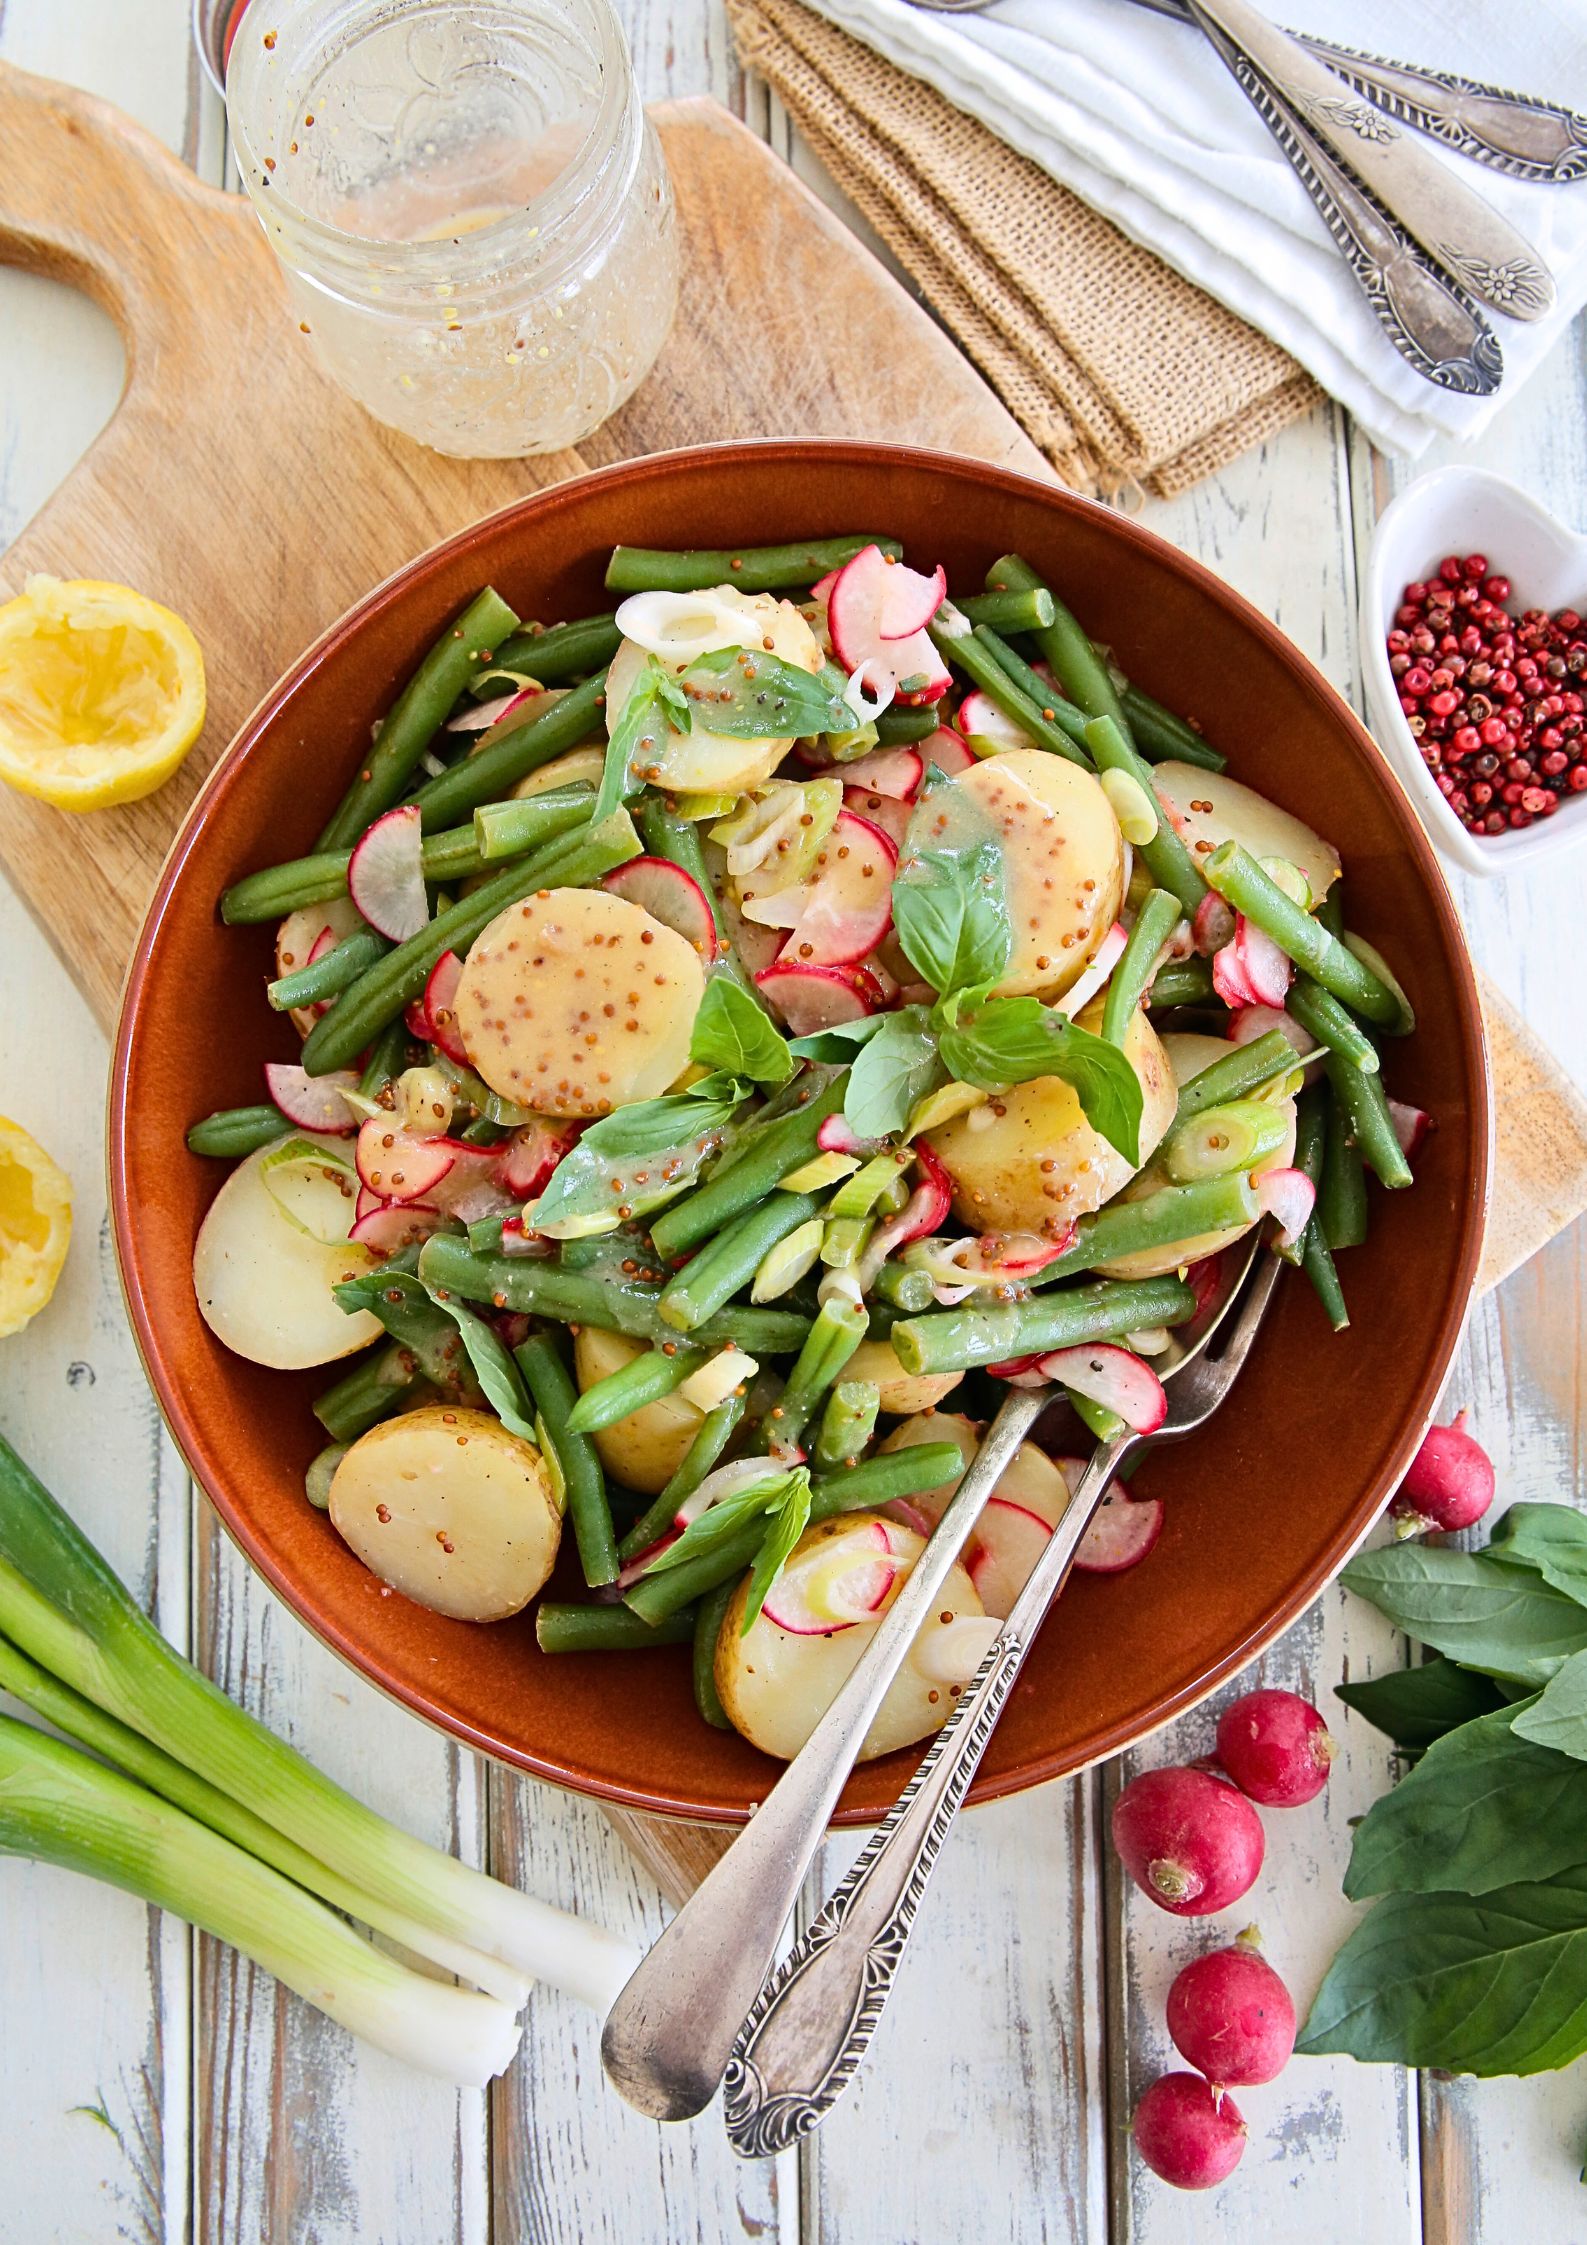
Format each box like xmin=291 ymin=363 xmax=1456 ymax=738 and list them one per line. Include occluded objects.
xmin=227 ymin=0 xmax=678 ymax=457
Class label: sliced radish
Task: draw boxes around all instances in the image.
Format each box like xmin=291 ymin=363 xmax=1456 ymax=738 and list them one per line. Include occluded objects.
xmin=499 ymin=1214 xmax=553 ymax=1256
xmin=968 ymin=1498 xmax=1053 ymax=1620
xmin=986 ymin=1353 xmax=1046 ymax=1384
xmin=879 ymin=560 xmax=947 ymax=641
xmin=405 ymin=996 xmax=435 ymax=1042
xmin=355 ymin=1119 xmax=458 ymax=1203
xmin=1230 ymin=916 xmax=1293 ymax=1007
xmin=919 ymin=726 xmax=976 ymax=778
xmin=1255 ymin=1164 xmax=1316 ymax=1245
xmin=417 ymin=950 xmax=469 ymax=1067
xmin=1388 ymin=1099 xmax=1433 ymax=1160
xmin=446 ymin=686 xmax=537 ymax=732
xmin=754 ymin=960 xmax=883 ymax=1036
xmin=826 ymin=546 xmax=895 ymax=668
xmin=1228 ymin=1004 xmax=1313 ymax=1058
xmin=843 ymin=785 xmax=912 ymax=848
xmin=1073 ymin=1493 xmax=1164 ymax=1575
xmin=1185 ymin=1252 xmax=1226 ymax=1316
xmin=761 ymin=1519 xmax=898 ymax=1635
xmin=601 ymin=857 xmax=719 ymax=963
xmin=775 ymin=809 xmax=897 ymax=971
xmin=838 ymin=746 xmax=923 ymax=801
xmin=497 ymin=1118 xmax=579 ymax=1198
xmin=855 ymin=1141 xmax=953 ymax=1289
xmin=1033 ymin=1344 xmax=1168 ymax=1434
xmin=1053 ymin=920 xmax=1129 ymax=1020
xmin=809 ymin=568 xmax=838 ymax=604
xmin=884 ymin=1498 xmax=934 ymax=1538
xmin=954 ymin=691 xmax=1027 ymax=750
xmin=616 ymin=1529 xmax=682 ymax=1592
xmin=264 ymin=1062 xmax=360 ymax=1135
xmin=436 ymin=1158 xmax=520 ymax=1226
xmin=349 ymin=1198 xmax=445 ymax=1255
xmin=817 ymin=1114 xmax=881 ymax=1157
xmin=347 ymin=805 xmax=428 ymax=944
xmin=1193 ymin=892 xmax=1237 ymax=957
xmin=827 ymin=546 xmax=952 ymax=705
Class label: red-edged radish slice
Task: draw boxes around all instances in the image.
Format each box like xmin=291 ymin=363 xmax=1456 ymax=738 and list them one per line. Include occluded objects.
xmin=1193 ymin=892 xmax=1237 ymax=957
xmin=885 ymin=629 xmax=952 ymax=704
xmin=405 ymin=997 xmax=434 ymax=1042
xmin=349 ymin=1198 xmax=445 ymax=1255
xmin=355 ymin=1119 xmax=458 ymax=1203
xmin=1033 ymin=1343 xmax=1168 ymax=1434
xmin=885 ymin=1498 xmax=933 ymax=1539
xmin=761 ymin=1519 xmax=899 ymax=1635
xmin=827 ymin=546 xmax=952 ymax=704
xmin=809 ymin=568 xmax=838 ymax=604
xmin=497 ymin=1118 xmax=580 ymax=1198
xmin=1073 ymin=1493 xmax=1164 ymax=1575
xmin=856 ymin=1140 xmax=953 ymax=1288
xmin=754 ymin=960 xmax=882 ymax=1035
xmin=954 ymin=690 xmax=1028 ymax=749
xmin=1255 ymin=1164 xmax=1316 ymax=1245
xmin=879 ymin=560 xmax=946 ymax=641
xmin=920 ymin=726 xmax=976 ymax=777
xmin=435 ymin=1156 xmax=519 ymax=1226
xmin=978 ymin=1231 xmax=1071 ymax=1279
xmin=616 ymin=1529 xmax=682 ymax=1592
xmin=1227 ymin=1004 xmax=1313 ymax=1057
xmin=1231 ymin=916 xmax=1293 ymax=1007
xmin=968 ymin=1498 xmax=1053 ymax=1620
xmin=348 ymin=805 xmax=428 ymax=943
xmin=839 ymin=746 xmax=924 ymax=801
xmin=264 ymin=1062 xmax=360 ymax=1134
xmin=1053 ymin=920 xmax=1129 ymax=1020
xmin=1211 ymin=939 xmax=1260 ymax=1010
xmin=445 ymin=686 xmax=538 ymax=732
xmin=420 ymin=951 xmax=469 ymax=1066
xmin=817 ymin=1114 xmax=882 ymax=1157
xmin=860 ymin=952 xmax=900 ymax=1005
xmin=826 ymin=545 xmax=895 ymax=670
xmin=498 ymin=1214 xmax=552 ymax=1257
xmin=776 ymin=809 xmax=896 ymax=970
xmin=1185 ymin=1252 xmax=1226 ymax=1315
xmin=843 ymin=784 xmax=911 ymax=848
xmin=601 ymin=856 xmax=719 ymax=962
xmin=1387 ymin=1099 xmax=1433 ymax=1160
xmin=986 ymin=1352 xmax=1045 ymax=1382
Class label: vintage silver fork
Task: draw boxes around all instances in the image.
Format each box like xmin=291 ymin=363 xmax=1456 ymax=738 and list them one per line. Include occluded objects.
xmin=721 ymin=1237 xmax=1282 ymax=2158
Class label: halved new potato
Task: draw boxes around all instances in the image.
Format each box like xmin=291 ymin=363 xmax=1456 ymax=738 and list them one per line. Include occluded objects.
xmin=715 ymin=1513 xmax=984 ymax=1761
xmin=573 ymin=1325 xmax=703 ymax=1496
xmin=328 ymin=1405 xmax=560 ymax=1621
xmin=1150 ymin=763 xmax=1341 ymax=902
xmin=842 ymin=1334 xmax=963 ymax=1418
xmin=510 ymin=743 xmax=606 ymax=800
xmin=605 ymin=588 xmax=825 ymax=796
xmin=192 ymin=1132 xmax=378 ymax=1369
xmin=454 ymin=885 xmax=705 ymax=1119
xmin=949 ymin=750 xmax=1125 ymax=999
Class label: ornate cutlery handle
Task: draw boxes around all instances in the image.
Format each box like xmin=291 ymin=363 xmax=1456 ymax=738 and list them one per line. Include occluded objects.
xmin=1302 ymin=41 xmax=1587 ymax=186
xmin=723 ymin=1435 xmax=1131 ymax=2159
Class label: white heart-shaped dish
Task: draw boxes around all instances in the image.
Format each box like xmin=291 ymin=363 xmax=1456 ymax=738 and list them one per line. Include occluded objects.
xmin=1362 ymin=466 xmax=1587 ymax=881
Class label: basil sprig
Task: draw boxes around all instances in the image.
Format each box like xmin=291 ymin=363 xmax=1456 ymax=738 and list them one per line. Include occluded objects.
xmin=527 ymin=1077 xmax=748 ymax=1231
xmin=631 ymin=1463 xmax=812 ymax=1633
xmin=677 ymin=648 xmax=859 ymax=740
xmin=594 ymin=656 xmax=692 ymax=822
xmin=690 ymin=976 xmax=793 ymax=1086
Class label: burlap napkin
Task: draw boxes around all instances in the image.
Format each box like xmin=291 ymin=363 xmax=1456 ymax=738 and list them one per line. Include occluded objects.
xmin=725 ymin=0 xmax=1321 ymax=499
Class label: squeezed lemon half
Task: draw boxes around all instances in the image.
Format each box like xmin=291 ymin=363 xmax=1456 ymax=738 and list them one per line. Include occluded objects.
xmin=0 ymin=573 xmax=206 ymax=811
xmin=0 ymin=1117 xmax=72 ymax=1337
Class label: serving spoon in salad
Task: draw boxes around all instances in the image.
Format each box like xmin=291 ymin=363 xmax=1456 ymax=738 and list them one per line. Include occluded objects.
xmin=600 ymin=1230 xmax=1279 ymax=2128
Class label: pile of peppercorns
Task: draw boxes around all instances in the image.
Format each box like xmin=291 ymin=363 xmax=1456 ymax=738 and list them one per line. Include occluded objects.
xmin=1387 ymin=552 xmax=1587 ymax=837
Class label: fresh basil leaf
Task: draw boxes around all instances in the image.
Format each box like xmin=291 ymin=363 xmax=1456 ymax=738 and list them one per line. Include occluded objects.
xmin=1335 ymin=1657 xmax=1505 ymax=1754
xmin=1341 ymin=1545 xmax=1587 ymax=1686
xmin=594 ymin=656 xmax=676 ymax=823
xmin=741 ymin=1469 xmax=814 ymax=1633
xmin=1488 ymin=1503 xmax=1587 ymax=1607
xmin=678 ymin=647 xmax=858 ymax=740
xmin=787 ymin=1015 xmax=892 ymax=1063
xmin=529 ymin=1090 xmax=745 ymax=1229
xmin=842 ymin=1007 xmax=945 ymax=1140
xmin=654 ymin=669 xmax=692 ymax=733
xmin=938 ymin=996 xmax=1143 ymax=1165
xmin=892 ymin=769 xmax=1012 ymax=996
xmin=1513 ymin=1647 xmax=1587 ymax=1761
xmin=418 ymin=1283 xmax=538 ymax=1439
xmin=1297 ymin=1863 xmax=1587 ymax=2075
xmin=690 ymin=977 xmax=794 ymax=1086
xmin=636 ymin=1465 xmax=799 ymax=1577
xmin=332 ymin=1264 xmax=484 ymax=1403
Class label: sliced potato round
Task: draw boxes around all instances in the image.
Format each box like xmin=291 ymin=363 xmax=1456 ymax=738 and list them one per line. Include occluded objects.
xmin=715 ymin=1514 xmax=984 ymax=1761
xmin=573 ymin=1326 xmax=703 ymax=1497
xmin=454 ymin=885 xmax=705 ymax=1119
xmin=843 ymin=1334 xmax=962 ymax=1418
xmin=1150 ymin=762 xmax=1341 ymax=902
xmin=924 ymin=1001 xmax=1175 ymax=1235
xmin=510 ymin=742 xmax=606 ymax=800
xmin=276 ymin=894 xmax=362 ymax=1039
xmin=606 ymin=590 xmax=824 ymax=796
xmin=951 ymin=750 xmax=1125 ymax=999
xmin=328 ymin=1405 xmax=560 ymax=1621
xmin=193 ymin=1132 xmax=377 ymax=1369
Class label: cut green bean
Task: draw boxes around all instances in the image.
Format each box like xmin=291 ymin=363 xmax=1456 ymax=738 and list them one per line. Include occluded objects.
xmin=470 ymin=785 xmax=596 ymax=862
xmin=1173 ymin=1028 xmax=1300 ymax=1125
xmin=406 ymin=671 xmax=608 ymax=832
xmin=514 ymin=1328 xmax=617 ymax=1587
xmin=300 ymin=807 xmax=627 ymax=1074
xmin=479 ymin=613 xmax=622 ymax=688
xmin=875 ymin=704 xmax=942 ymax=746
xmin=185 ymin=1105 xmax=288 ymax=1158
xmin=1071 ymin=1391 xmax=1127 ymax=1444
xmin=304 ymin=1443 xmax=346 ymax=1510
xmin=1277 ymin=1087 xmax=1329 ymax=1267
xmin=606 ymin=537 xmax=901 ymax=595
xmin=222 ymin=849 xmax=364 ymax=924
xmin=634 ymin=792 xmax=761 ymax=1001
xmin=312 ymin=1343 xmax=421 ymax=1444
xmin=1146 ymin=957 xmax=1216 ymax=1011
xmin=358 ymin=1019 xmax=416 ymax=1100
xmin=892 ymin=1276 xmax=1197 ymax=1376
xmin=1319 ymin=1085 xmax=1370 ymax=1250
xmin=566 ymin=1346 xmax=709 ymax=1434
xmin=1102 ymin=889 xmax=1181 ymax=1046
xmin=1117 ymin=684 xmax=1226 ymax=772
xmin=659 ymin=1193 xmax=824 ymax=1332
xmin=987 ymin=554 xmax=1130 ymax=730
xmin=267 ymin=926 xmax=389 ymax=1012
xmin=1200 ymin=843 xmax=1406 ymax=1031
xmin=1084 ymin=716 xmax=1209 ymax=916
xmin=760 ymin=1296 xmax=867 ymax=1450
xmin=1032 ymin=1174 xmax=1261 ymax=1284
xmin=932 ymin=620 xmax=1090 ymax=767
xmin=649 ymin=1074 xmax=848 ymax=1258
xmin=868 ymin=1260 xmax=936 ymax=1314
xmin=1323 ymin=1050 xmax=1413 ymax=1192
xmin=317 ymin=587 xmax=519 ymax=850
xmin=813 ymin=1380 xmax=881 ymax=1470
xmin=617 ymin=1389 xmax=749 ymax=1564
xmin=1286 ymin=975 xmax=1380 ymax=1073
xmin=1300 ymin=1215 xmax=1351 ymax=1331
xmin=958 ymin=587 xmax=1056 ymax=634
xmin=692 ymin=1578 xmax=737 ymax=1728
xmin=534 ymin=1603 xmax=695 ymax=1654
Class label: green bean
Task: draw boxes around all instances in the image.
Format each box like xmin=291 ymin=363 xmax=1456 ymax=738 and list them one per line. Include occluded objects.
xmin=312 ymin=1343 xmax=421 ymax=1444
xmin=893 ymin=1276 xmax=1197 ymax=1376
xmin=623 ymin=1441 xmax=964 ymax=1626
xmin=471 ymin=785 xmax=596 ymax=862
xmin=514 ymin=1328 xmax=616 ymax=1587
xmin=418 ymin=1234 xmax=812 ymax=1354
xmin=185 ymin=1105 xmax=288 ymax=1158
xmin=692 ymin=1579 xmax=737 ymax=1728
xmin=986 ymin=555 xmax=1129 ymax=728
xmin=1199 ymin=843 xmax=1405 ymax=1031
xmin=267 ymin=926 xmax=389 ymax=1013
xmin=1031 ymin=1175 xmax=1260 ymax=1285
xmin=813 ymin=1379 xmax=880 ymax=1470
xmin=1102 ymin=889 xmax=1181 ymax=1047
xmin=1286 ymin=976 xmax=1381 ymax=1073
xmin=1324 ymin=1051 xmax=1413 ymax=1191
xmin=304 ymin=1443 xmax=346 ymax=1510
xmin=535 ymin=1603 xmax=695 ymax=1654
xmin=479 ymin=614 xmax=622 ymax=688
xmin=931 ymin=621 xmax=1090 ymax=767
xmin=405 ymin=671 xmax=608 ymax=832
xmin=317 ymin=588 xmax=519 ymax=849
xmin=875 ymin=704 xmax=942 ymax=746
xmin=358 ymin=1019 xmax=415 ymax=1099
xmin=634 ymin=793 xmax=761 ymax=1002
xmin=1317 ymin=884 xmax=1345 ymax=938
xmin=1084 ymin=717 xmax=1209 ymax=916
xmin=1319 ymin=1084 xmax=1370 ymax=1250
xmin=605 ymin=537 xmax=901 ymax=595
xmin=300 ymin=807 xmax=627 ymax=1074
xmin=1172 ymin=1028 xmax=1299 ymax=1126
xmin=1071 ymin=1391 xmax=1127 ymax=1444
xmin=1277 ymin=1087 xmax=1329 ymax=1267
xmin=868 ymin=1261 xmax=936 ymax=1314
xmin=1117 ymin=684 xmax=1226 ymax=772
xmin=1146 ymin=958 xmax=1215 ymax=1011
xmin=659 ymin=1193 xmax=824 ymax=1332
xmin=618 ymin=1390 xmax=749 ymax=1563
xmin=566 ymin=1346 xmax=708 ymax=1434
xmin=224 ymin=817 xmax=485 ymax=925
xmin=761 ymin=1297 xmax=867 ymax=1449
xmin=958 ymin=587 xmax=1056 ymax=635
xmin=649 ymin=1074 xmax=849 ymax=1259
xmin=1300 ymin=1215 xmax=1351 ymax=1331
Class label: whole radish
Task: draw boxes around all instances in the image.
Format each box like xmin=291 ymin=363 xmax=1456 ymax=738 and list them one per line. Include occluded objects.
xmin=1216 ymin=1688 xmax=1336 ymax=1808
xmin=1166 ymin=1930 xmax=1296 ymax=2089
xmin=1131 ymin=2072 xmax=1247 ymax=2189
xmin=1389 ymin=1408 xmax=1494 ymax=1536
xmin=1111 ymin=1767 xmax=1265 ymax=1915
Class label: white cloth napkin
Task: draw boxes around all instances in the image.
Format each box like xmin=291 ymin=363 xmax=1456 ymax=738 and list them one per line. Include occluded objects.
xmin=795 ymin=0 xmax=1587 ymax=454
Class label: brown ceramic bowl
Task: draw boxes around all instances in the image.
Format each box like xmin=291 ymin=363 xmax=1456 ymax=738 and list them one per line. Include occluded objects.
xmin=110 ymin=441 xmax=1489 ymax=1824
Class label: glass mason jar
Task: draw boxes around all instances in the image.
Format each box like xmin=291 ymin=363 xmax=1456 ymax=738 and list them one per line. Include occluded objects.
xmin=227 ymin=0 xmax=678 ymax=457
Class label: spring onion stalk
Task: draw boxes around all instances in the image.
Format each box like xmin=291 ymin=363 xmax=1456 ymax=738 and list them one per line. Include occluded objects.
xmin=0 ymin=1432 xmax=636 ymax=2013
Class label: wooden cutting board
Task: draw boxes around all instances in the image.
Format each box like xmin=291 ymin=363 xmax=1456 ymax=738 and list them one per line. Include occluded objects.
xmin=1 ymin=57 xmax=1583 ymax=1906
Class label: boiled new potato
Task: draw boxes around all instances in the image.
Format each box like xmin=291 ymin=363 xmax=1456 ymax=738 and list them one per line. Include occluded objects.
xmin=192 ymin=1133 xmax=378 ymax=1369
xmin=573 ymin=1326 xmax=703 ymax=1496
xmin=715 ymin=1514 xmax=984 ymax=1761
xmin=1094 ymin=1031 xmax=1297 ymax=1279
xmin=879 ymin=1412 xmax=1066 ymax=1533
xmin=950 ymin=751 xmax=1125 ymax=999
xmin=924 ymin=1001 xmax=1175 ymax=1235
xmin=606 ymin=587 xmax=824 ymax=796
xmin=454 ymin=886 xmax=705 ymax=1119
xmin=842 ymin=1334 xmax=962 ymax=1418
xmin=328 ymin=1406 xmax=560 ymax=1621
xmin=510 ymin=742 xmax=606 ymax=799
xmin=1150 ymin=762 xmax=1341 ymax=902
xmin=276 ymin=894 xmax=362 ymax=1039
